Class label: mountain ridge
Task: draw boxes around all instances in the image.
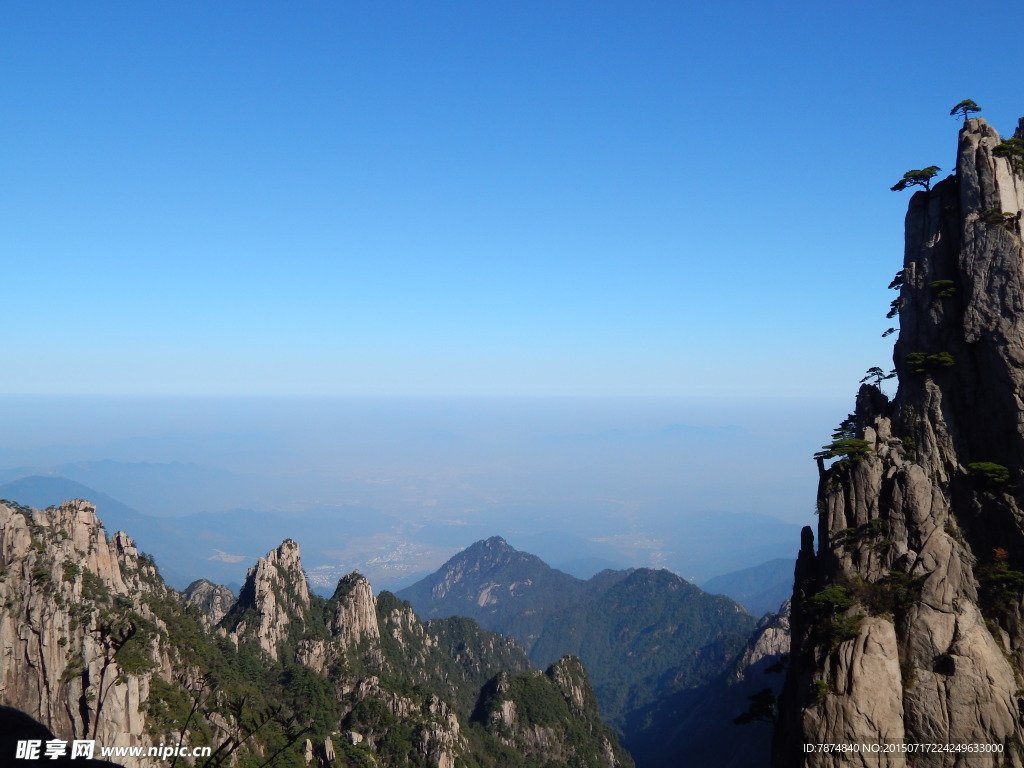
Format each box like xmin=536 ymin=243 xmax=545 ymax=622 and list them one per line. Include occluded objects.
xmin=398 ymin=535 xmax=761 ymax=766
xmin=0 ymin=497 xmax=632 ymax=768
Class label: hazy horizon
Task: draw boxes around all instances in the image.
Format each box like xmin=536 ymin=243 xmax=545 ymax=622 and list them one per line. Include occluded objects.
xmin=0 ymin=393 xmax=850 ymax=592
xmin=0 ymin=393 xmax=845 ymax=519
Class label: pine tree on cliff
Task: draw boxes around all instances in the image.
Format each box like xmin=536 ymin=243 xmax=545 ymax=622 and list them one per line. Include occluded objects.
xmin=774 ymin=111 xmax=1024 ymax=767
xmin=950 ymin=99 xmax=981 ymax=123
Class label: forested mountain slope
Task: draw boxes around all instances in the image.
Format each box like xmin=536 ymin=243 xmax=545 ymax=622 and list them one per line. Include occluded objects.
xmin=0 ymin=499 xmax=631 ymax=768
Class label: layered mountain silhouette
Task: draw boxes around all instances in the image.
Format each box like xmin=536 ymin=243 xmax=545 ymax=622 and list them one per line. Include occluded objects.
xmin=701 ymin=557 xmax=795 ymax=617
xmin=397 ymin=536 xmax=786 ymax=766
xmin=0 ymin=498 xmax=632 ymax=768
xmin=0 ymin=474 xmax=402 ymax=592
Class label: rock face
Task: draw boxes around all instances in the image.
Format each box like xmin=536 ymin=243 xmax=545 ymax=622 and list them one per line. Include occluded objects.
xmin=478 ymin=656 xmax=631 ymax=768
xmin=182 ymin=578 xmax=235 ymax=626
xmin=0 ymin=498 xmax=631 ymax=768
xmin=0 ymin=499 xmax=173 ymax=767
xmin=734 ymin=601 xmax=791 ymax=677
xmin=229 ymin=538 xmax=310 ymax=659
xmin=774 ymin=117 xmax=1024 ymax=766
xmin=327 ymin=572 xmax=381 ymax=647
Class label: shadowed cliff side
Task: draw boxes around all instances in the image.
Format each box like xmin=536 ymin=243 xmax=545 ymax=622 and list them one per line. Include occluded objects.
xmin=774 ymin=116 xmax=1024 ymax=767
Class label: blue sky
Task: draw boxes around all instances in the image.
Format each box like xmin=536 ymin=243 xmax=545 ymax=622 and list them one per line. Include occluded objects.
xmin=5 ymin=1 xmax=1024 ymax=397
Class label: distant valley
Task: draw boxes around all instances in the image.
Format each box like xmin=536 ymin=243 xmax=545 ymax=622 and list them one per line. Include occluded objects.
xmin=0 ymin=495 xmax=791 ymax=768
xmin=397 ymin=536 xmax=790 ymax=766
xmin=0 ymin=466 xmax=800 ymax=594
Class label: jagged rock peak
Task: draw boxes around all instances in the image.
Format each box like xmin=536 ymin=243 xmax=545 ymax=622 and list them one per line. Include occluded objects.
xmin=957 ymin=117 xmax=1024 ymax=224
xmin=327 ymin=572 xmax=380 ymax=646
xmin=231 ymin=539 xmax=312 ymax=659
xmin=547 ymin=655 xmax=597 ymax=713
xmin=183 ymin=578 xmax=236 ymax=626
xmin=733 ymin=601 xmax=791 ymax=682
xmin=0 ymin=501 xmax=637 ymax=768
xmin=0 ymin=498 xmax=141 ymax=596
xmin=475 ymin=535 xmax=512 ymax=551
xmin=774 ymin=115 xmax=1024 ymax=766
xmin=238 ymin=538 xmax=310 ymax=608
xmin=478 ymin=659 xmax=631 ymax=768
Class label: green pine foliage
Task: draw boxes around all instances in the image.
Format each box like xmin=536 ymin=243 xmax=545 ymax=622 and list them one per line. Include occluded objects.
xmin=949 ymin=99 xmax=981 ymax=122
xmin=976 ymin=549 xmax=1024 ymax=617
xmin=814 ymin=414 xmax=872 ymax=465
xmin=993 ymin=137 xmax=1024 ymax=174
xmin=848 ymin=571 xmax=922 ymax=619
xmin=905 ymin=351 xmax=955 ymax=373
xmin=968 ymin=462 xmax=1012 ymax=487
xmin=4 ymin=499 xmax=633 ymax=768
xmin=982 ymin=208 xmax=1018 ymax=228
xmin=928 ymin=279 xmax=956 ymax=297
xmin=890 ymin=166 xmax=941 ymax=192
xmin=804 ymin=585 xmax=865 ymax=651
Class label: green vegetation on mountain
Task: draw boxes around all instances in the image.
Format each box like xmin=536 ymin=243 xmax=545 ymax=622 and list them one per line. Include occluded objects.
xmin=397 ymin=537 xmax=630 ymax=648
xmin=890 ymin=165 xmax=941 ymax=192
xmin=398 ymin=537 xmax=757 ymax=767
xmin=0 ymin=499 xmax=632 ymax=768
xmin=530 ymin=569 xmax=754 ymax=731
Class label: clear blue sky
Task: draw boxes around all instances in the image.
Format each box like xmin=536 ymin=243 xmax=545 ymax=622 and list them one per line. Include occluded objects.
xmin=5 ymin=1 xmax=1023 ymax=397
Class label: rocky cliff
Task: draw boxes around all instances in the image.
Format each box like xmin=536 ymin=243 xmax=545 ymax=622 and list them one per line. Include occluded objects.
xmin=327 ymin=572 xmax=380 ymax=648
xmin=0 ymin=499 xmax=177 ymax=767
xmin=182 ymin=579 xmax=234 ymax=626
xmin=226 ymin=538 xmax=310 ymax=660
xmin=774 ymin=117 xmax=1024 ymax=766
xmin=476 ymin=656 xmax=630 ymax=768
xmin=0 ymin=498 xmax=631 ymax=768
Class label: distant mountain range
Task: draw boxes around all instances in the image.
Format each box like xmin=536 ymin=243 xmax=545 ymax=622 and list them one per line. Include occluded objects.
xmin=0 ymin=454 xmax=802 ymax=585
xmin=0 ymin=471 xmax=801 ymax=598
xmin=0 ymin=474 xmax=404 ymax=591
xmin=0 ymin=498 xmax=634 ymax=768
xmin=396 ymin=536 xmax=785 ymax=767
xmin=0 ymin=483 xmax=792 ymax=768
xmin=701 ymin=557 xmax=794 ymax=617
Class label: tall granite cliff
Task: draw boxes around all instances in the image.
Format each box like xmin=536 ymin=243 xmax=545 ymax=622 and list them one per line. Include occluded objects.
xmin=774 ymin=117 xmax=1024 ymax=766
xmin=0 ymin=500 xmax=176 ymax=765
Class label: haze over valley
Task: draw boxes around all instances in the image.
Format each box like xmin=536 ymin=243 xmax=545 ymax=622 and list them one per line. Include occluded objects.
xmin=0 ymin=394 xmax=838 ymax=593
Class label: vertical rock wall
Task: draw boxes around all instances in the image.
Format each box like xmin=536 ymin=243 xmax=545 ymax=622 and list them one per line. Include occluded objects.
xmin=0 ymin=501 xmax=176 ymax=767
xmin=775 ymin=118 xmax=1024 ymax=767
